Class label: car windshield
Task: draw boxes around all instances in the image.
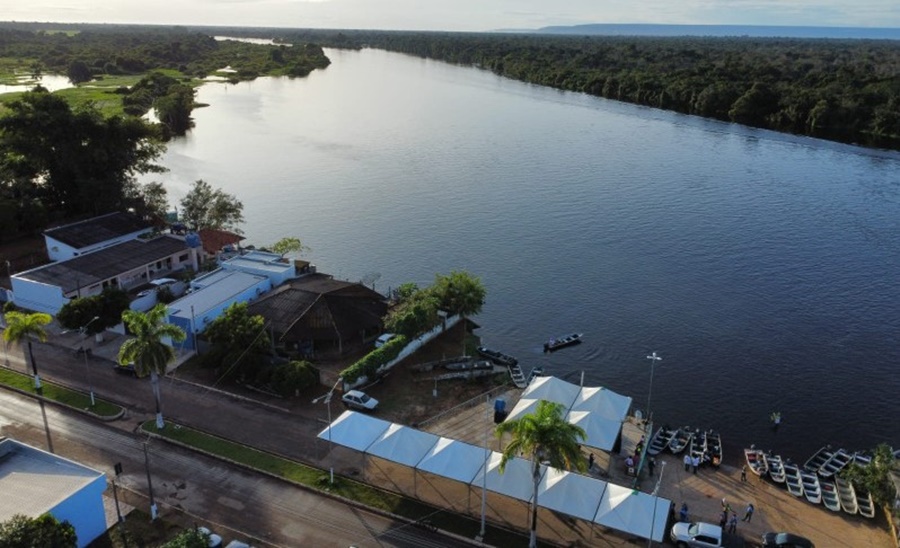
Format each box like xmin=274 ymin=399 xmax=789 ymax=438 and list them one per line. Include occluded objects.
xmin=359 ymin=394 xmax=370 ymax=403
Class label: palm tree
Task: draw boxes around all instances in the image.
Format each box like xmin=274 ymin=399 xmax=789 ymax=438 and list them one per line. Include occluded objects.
xmin=495 ymin=399 xmax=586 ymax=548
xmin=2 ymin=311 xmax=52 ymax=390
xmin=118 ymin=304 xmax=186 ymax=429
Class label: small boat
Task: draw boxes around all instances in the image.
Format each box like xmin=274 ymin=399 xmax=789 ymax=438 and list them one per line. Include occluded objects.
xmin=852 ymin=451 xmax=872 ymax=467
xmin=543 ymin=333 xmax=583 ymax=352
xmin=784 ymin=461 xmax=805 ymax=498
xmin=443 ymin=360 xmax=494 ymax=371
xmin=835 ymin=475 xmax=858 ymax=515
xmin=647 ymin=425 xmax=676 ymax=456
xmin=767 ymin=453 xmax=786 ymax=483
xmin=800 ymin=470 xmax=822 ymax=504
xmin=706 ymin=430 xmax=723 ymax=468
xmin=477 ymin=346 xmax=518 ymax=367
xmin=819 ymin=448 xmax=853 ymax=478
xmin=668 ymin=427 xmax=693 ymax=454
xmin=856 ymin=487 xmax=875 ymax=518
xmin=745 ymin=447 xmax=768 ymax=477
xmin=804 ymin=445 xmax=833 ymax=473
xmin=689 ymin=429 xmax=707 ymax=463
xmin=820 ymin=479 xmax=842 ymax=512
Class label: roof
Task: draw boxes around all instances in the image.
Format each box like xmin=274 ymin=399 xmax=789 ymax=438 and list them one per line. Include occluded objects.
xmin=43 ymin=212 xmax=151 ymax=249
xmin=247 ymin=274 xmax=387 ymax=341
xmin=16 ymin=235 xmax=189 ymax=293
xmin=0 ymin=438 xmax=104 ymax=522
xmin=198 ymin=228 xmax=244 ymax=255
xmin=168 ymin=270 xmax=268 ymax=319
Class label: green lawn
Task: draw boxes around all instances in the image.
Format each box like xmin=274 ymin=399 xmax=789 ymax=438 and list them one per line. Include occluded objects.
xmin=0 ymin=366 xmax=122 ymax=417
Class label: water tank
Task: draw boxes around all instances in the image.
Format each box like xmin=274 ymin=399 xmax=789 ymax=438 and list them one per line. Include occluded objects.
xmin=185 ymin=232 xmax=202 ymax=248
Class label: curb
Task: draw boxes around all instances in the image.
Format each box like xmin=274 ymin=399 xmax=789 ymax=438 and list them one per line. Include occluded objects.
xmin=0 ymin=380 xmax=125 ymax=422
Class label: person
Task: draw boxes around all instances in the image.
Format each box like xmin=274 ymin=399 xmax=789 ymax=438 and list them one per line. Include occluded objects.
xmin=718 ymin=510 xmax=727 ymax=529
xmin=691 ymin=454 xmax=700 ymax=474
xmin=679 ymin=502 xmax=689 ymax=523
xmin=648 ymin=457 xmax=656 ymax=476
xmin=683 ymin=453 xmax=691 ymax=472
xmin=625 ymin=455 xmax=634 ymax=468
xmin=728 ymin=512 xmax=738 ymax=534
xmin=741 ymin=464 xmax=747 ymax=482
xmin=742 ymin=502 xmax=755 ymax=522
xmin=588 ymin=452 xmax=595 ymax=470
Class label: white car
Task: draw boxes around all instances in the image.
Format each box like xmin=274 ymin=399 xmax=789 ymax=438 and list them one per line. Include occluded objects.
xmin=670 ymin=522 xmax=722 ymax=548
xmin=341 ymin=390 xmax=379 ymax=411
xmin=374 ymin=333 xmax=396 ymax=348
xmin=197 ymin=526 xmax=223 ymax=548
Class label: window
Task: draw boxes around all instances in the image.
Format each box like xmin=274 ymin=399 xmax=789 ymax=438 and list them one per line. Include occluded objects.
xmin=179 ymin=253 xmax=189 ymax=262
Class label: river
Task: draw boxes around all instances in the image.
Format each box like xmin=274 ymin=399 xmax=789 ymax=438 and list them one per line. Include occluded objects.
xmin=146 ymin=47 xmax=900 ymax=463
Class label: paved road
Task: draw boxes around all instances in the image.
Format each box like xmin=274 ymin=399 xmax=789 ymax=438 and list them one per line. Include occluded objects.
xmin=0 ymin=344 xmax=476 ymax=548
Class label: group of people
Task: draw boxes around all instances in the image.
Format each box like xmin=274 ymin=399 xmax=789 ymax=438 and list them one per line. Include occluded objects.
xmin=623 ymin=436 xmax=657 ymax=476
xmin=717 ymin=499 xmax=755 ymax=535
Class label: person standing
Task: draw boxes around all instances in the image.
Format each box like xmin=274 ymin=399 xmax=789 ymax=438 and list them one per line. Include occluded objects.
xmin=679 ymin=502 xmax=689 ymax=522
xmin=741 ymin=464 xmax=747 ymax=482
xmin=742 ymin=502 xmax=755 ymax=522
xmin=691 ymin=454 xmax=700 ymax=474
xmin=718 ymin=510 xmax=727 ymax=529
xmin=648 ymin=457 xmax=656 ymax=476
xmin=684 ymin=453 xmax=691 ymax=472
xmin=728 ymin=512 xmax=738 ymax=534
xmin=588 ymin=452 xmax=595 ymax=471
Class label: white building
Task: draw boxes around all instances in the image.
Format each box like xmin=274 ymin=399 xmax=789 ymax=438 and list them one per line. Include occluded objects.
xmin=43 ymin=212 xmax=152 ymax=262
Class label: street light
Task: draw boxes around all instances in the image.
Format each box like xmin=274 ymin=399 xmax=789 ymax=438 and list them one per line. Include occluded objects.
xmin=313 ymin=377 xmax=342 ymax=485
xmin=648 ymin=460 xmax=666 ymax=547
xmin=81 ymin=316 xmax=100 ymax=407
xmin=645 ymin=352 xmax=662 ymax=423
xmin=478 ymin=394 xmax=490 ymax=542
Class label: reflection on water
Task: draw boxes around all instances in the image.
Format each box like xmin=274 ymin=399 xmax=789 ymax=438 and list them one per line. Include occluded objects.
xmin=0 ymin=74 xmax=72 ymax=94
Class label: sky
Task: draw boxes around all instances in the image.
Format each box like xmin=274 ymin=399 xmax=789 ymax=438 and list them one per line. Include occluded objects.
xmin=1 ymin=0 xmax=898 ymax=32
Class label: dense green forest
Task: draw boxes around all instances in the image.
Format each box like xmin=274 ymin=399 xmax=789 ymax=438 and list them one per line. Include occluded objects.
xmin=207 ymin=26 xmax=900 ymax=150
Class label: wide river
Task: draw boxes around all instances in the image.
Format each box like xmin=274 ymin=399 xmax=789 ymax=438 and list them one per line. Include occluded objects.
xmin=148 ymin=47 xmax=900 ymax=463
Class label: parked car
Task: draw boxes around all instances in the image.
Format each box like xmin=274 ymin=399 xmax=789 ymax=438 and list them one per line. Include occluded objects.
xmin=374 ymin=333 xmax=396 ymax=348
xmin=113 ymin=363 xmax=137 ymax=377
xmin=670 ymin=522 xmax=722 ymax=548
xmin=761 ymin=532 xmax=815 ymax=548
xmin=341 ymin=390 xmax=379 ymax=411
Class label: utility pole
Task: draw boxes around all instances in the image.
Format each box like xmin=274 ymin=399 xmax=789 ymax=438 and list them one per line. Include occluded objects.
xmin=143 ymin=441 xmax=158 ymax=521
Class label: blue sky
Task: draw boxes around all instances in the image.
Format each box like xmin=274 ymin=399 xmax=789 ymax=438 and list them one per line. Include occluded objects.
xmin=2 ymin=0 xmax=898 ymax=31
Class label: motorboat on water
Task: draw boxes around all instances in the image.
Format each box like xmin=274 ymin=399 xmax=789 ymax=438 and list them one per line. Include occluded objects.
xmin=668 ymin=427 xmax=693 ymax=454
xmin=767 ymin=453 xmax=786 ymax=483
xmin=784 ymin=461 xmax=805 ymax=498
xmin=543 ymin=333 xmax=583 ymax=352
xmin=476 ymin=346 xmax=518 ymax=367
xmin=804 ymin=445 xmax=833 ymax=473
xmin=800 ymin=470 xmax=822 ymax=504
xmin=835 ymin=475 xmax=858 ymax=515
xmin=820 ymin=479 xmax=842 ymax=512
xmin=745 ymin=447 xmax=768 ymax=477
xmin=819 ymin=448 xmax=853 ymax=478
xmin=647 ymin=425 xmax=676 ymax=456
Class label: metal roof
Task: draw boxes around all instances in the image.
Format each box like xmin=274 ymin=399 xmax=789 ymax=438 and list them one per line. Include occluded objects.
xmin=43 ymin=212 xmax=151 ymax=249
xmin=15 ymin=236 xmax=189 ymax=293
xmin=169 ymin=270 xmax=268 ymax=319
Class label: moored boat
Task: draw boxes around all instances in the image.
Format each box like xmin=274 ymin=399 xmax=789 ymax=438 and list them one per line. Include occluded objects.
xmin=835 ymin=475 xmax=858 ymax=515
xmin=543 ymin=333 xmax=583 ymax=352
xmin=784 ymin=461 xmax=805 ymax=498
xmin=800 ymin=470 xmax=822 ymax=504
xmin=477 ymin=346 xmax=518 ymax=367
xmin=647 ymin=425 xmax=676 ymax=456
xmin=668 ymin=427 xmax=693 ymax=454
xmin=689 ymin=429 xmax=707 ymax=462
xmin=745 ymin=447 xmax=768 ymax=476
xmin=706 ymin=430 xmax=723 ymax=468
xmin=804 ymin=445 xmax=833 ymax=473
xmin=819 ymin=448 xmax=853 ymax=478
xmin=820 ymin=479 xmax=842 ymax=512
xmin=767 ymin=453 xmax=786 ymax=483
xmin=444 ymin=360 xmax=494 ymax=371
xmin=856 ymin=487 xmax=875 ymax=518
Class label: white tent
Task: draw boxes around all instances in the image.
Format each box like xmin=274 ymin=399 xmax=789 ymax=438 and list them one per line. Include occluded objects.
xmin=565 ymin=410 xmax=623 ymax=452
xmin=472 ymin=451 xmax=541 ymax=502
xmin=521 ymin=376 xmax=581 ymax=408
xmin=536 ymin=467 xmax=608 ymax=521
xmin=505 ymin=398 xmax=542 ymax=423
xmin=571 ymin=386 xmax=632 ymax=422
xmin=366 ymin=423 xmax=440 ymax=467
xmin=593 ymin=483 xmax=671 ymax=542
xmin=416 ymin=438 xmax=487 ymax=484
xmin=317 ymin=410 xmax=391 ymax=452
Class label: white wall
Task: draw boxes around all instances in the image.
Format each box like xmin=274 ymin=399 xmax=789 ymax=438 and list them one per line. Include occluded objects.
xmin=10 ymin=277 xmax=67 ymax=314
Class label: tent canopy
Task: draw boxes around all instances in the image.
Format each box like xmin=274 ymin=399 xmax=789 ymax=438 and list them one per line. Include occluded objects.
xmin=593 ymin=483 xmax=671 ymax=542
xmin=571 ymin=386 xmax=632 ymax=422
xmin=472 ymin=452 xmax=541 ymax=502
xmin=536 ymin=468 xmax=608 ymax=521
xmin=317 ymin=410 xmax=391 ymax=452
xmin=521 ymin=376 xmax=581 ymax=408
xmin=416 ymin=438 xmax=487 ymax=484
xmin=366 ymin=423 xmax=440 ymax=467
xmin=566 ymin=410 xmax=622 ymax=452
xmin=505 ymin=398 xmax=541 ymax=423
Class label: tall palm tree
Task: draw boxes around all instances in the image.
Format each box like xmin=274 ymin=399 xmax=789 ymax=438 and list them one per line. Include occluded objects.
xmin=118 ymin=304 xmax=185 ymax=429
xmin=2 ymin=311 xmax=52 ymax=390
xmin=495 ymin=399 xmax=586 ymax=548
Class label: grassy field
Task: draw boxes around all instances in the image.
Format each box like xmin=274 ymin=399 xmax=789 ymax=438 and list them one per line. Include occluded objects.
xmin=0 ymin=365 xmax=123 ymax=417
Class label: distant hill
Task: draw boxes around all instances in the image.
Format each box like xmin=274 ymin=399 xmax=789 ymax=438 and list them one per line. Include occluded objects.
xmin=529 ymin=24 xmax=900 ymax=40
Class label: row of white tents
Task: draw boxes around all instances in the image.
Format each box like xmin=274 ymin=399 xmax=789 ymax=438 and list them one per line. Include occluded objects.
xmin=319 ymin=376 xmax=670 ymax=545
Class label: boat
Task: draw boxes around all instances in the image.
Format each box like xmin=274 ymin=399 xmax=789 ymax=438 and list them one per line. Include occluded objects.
xmin=804 ymin=445 xmax=833 ymax=473
xmin=745 ymin=447 xmax=768 ymax=477
xmin=543 ymin=333 xmax=583 ymax=352
xmin=443 ymin=360 xmax=494 ymax=371
xmin=819 ymin=448 xmax=853 ymax=478
xmin=477 ymin=346 xmax=518 ymax=367
xmin=800 ymin=470 xmax=822 ymax=504
xmin=835 ymin=476 xmax=858 ymax=515
xmin=767 ymin=453 xmax=786 ymax=483
xmin=706 ymin=430 xmax=723 ymax=467
xmin=689 ymin=429 xmax=707 ymax=463
xmin=784 ymin=461 xmax=805 ymax=498
xmin=668 ymin=427 xmax=693 ymax=454
xmin=647 ymin=425 xmax=676 ymax=456
xmin=820 ymin=479 xmax=842 ymax=512
xmin=856 ymin=487 xmax=875 ymax=518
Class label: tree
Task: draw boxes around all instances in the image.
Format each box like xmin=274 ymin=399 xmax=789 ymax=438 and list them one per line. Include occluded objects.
xmin=179 ymin=179 xmax=244 ymax=233
xmin=0 ymin=514 xmax=77 ymax=547
xmin=57 ymin=289 xmax=130 ymax=335
xmin=270 ymin=237 xmax=308 ymax=258
xmin=383 ymin=290 xmax=440 ymax=339
xmin=161 ymin=528 xmax=209 ymax=548
xmin=66 ymin=59 xmax=92 ymax=84
xmin=2 ymin=311 xmax=52 ymax=390
xmin=202 ymin=302 xmax=270 ymax=381
xmin=495 ymin=400 xmax=586 ymax=548
xmin=118 ymin=304 xmax=186 ymax=429
xmin=154 ymin=84 xmax=195 ymax=137
xmin=432 ymin=270 xmax=486 ymax=353
xmin=841 ymin=444 xmax=897 ymax=506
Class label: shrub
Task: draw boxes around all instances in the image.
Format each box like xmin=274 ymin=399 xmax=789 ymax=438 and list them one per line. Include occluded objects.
xmin=262 ymin=360 xmax=319 ymax=397
xmin=340 ymin=335 xmax=407 ymax=385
